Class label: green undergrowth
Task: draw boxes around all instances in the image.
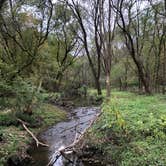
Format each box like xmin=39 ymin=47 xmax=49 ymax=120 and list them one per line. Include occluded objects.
xmin=35 ymin=103 xmax=67 ymax=127
xmin=88 ymin=91 xmax=166 ymax=166
xmin=0 ymin=103 xmax=67 ymax=165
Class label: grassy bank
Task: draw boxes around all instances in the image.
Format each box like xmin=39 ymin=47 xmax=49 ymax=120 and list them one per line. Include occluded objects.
xmin=0 ymin=103 xmax=67 ymax=165
xmin=86 ymin=91 xmax=166 ymax=166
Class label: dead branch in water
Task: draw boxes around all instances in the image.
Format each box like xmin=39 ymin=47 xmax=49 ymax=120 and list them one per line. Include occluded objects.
xmin=17 ymin=118 xmax=49 ymax=147
xmin=47 ymin=112 xmax=102 ymax=166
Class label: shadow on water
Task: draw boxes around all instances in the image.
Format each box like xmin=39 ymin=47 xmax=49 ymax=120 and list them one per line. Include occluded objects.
xmin=28 ymin=107 xmax=101 ymax=166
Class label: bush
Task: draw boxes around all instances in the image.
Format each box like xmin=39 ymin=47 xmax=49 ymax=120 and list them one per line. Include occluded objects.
xmin=0 ymin=78 xmax=43 ymax=113
xmin=0 ymin=112 xmax=18 ymax=126
xmin=15 ymin=111 xmax=41 ymax=127
xmin=0 ymin=110 xmax=41 ymax=127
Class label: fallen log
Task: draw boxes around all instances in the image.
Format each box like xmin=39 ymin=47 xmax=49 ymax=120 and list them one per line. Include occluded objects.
xmin=17 ymin=118 xmax=49 ymax=147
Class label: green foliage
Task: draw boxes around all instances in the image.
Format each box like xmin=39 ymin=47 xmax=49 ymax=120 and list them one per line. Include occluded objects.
xmin=0 ymin=111 xmax=18 ymax=126
xmin=0 ymin=126 xmax=29 ymax=165
xmin=91 ymin=91 xmax=166 ymax=165
xmin=102 ymin=98 xmax=126 ymax=130
xmin=0 ymin=110 xmax=37 ymax=127
xmin=35 ymin=103 xmax=66 ymax=126
xmin=0 ymin=78 xmax=43 ymax=112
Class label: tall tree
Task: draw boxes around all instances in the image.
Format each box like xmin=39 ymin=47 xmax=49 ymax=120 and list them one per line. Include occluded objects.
xmin=0 ymin=0 xmax=53 ymax=80
xmin=65 ymin=0 xmax=102 ymax=95
xmin=98 ymin=0 xmax=117 ymax=97
xmin=52 ymin=2 xmax=81 ymax=90
xmin=112 ymin=0 xmax=162 ymax=94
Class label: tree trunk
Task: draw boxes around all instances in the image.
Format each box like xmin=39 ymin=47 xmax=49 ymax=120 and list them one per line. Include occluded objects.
xmin=68 ymin=1 xmax=102 ymax=96
xmin=37 ymin=78 xmax=43 ymax=93
xmin=95 ymin=76 xmax=102 ymax=95
xmin=116 ymin=0 xmax=152 ymax=95
xmin=124 ymin=63 xmax=128 ymax=90
xmin=162 ymin=42 xmax=166 ymax=94
xmin=141 ymin=72 xmax=151 ymax=94
xmin=106 ymin=71 xmax=111 ymax=97
xmin=138 ymin=76 xmax=143 ymax=93
xmin=24 ymin=104 xmax=33 ymax=115
xmin=119 ymin=78 xmax=122 ymax=91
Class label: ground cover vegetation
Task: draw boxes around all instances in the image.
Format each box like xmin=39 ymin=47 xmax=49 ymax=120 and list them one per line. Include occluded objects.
xmin=84 ymin=91 xmax=166 ymax=165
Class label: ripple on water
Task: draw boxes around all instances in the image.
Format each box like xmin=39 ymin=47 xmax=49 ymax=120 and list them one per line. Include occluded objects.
xmin=29 ymin=107 xmax=100 ymax=166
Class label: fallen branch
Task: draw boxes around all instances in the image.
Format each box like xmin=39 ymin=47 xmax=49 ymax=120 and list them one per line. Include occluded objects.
xmin=17 ymin=118 xmax=49 ymax=147
xmin=67 ymin=112 xmax=102 ymax=149
xmin=47 ymin=111 xmax=102 ymax=166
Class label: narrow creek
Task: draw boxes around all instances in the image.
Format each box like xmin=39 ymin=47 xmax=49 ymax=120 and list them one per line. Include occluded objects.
xmin=29 ymin=107 xmax=100 ymax=166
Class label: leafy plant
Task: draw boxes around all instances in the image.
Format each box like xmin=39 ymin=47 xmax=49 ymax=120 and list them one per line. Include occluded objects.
xmin=0 ymin=78 xmax=43 ymax=114
xmin=89 ymin=91 xmax=166 ymax=165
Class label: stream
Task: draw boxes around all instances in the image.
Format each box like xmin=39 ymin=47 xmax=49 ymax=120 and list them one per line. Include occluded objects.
xmin=29 ymin=107 xmax=100 ymax=166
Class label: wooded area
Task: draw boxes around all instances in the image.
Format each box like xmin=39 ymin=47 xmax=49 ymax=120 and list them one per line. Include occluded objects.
xmin=0 ymin=0 xmax=166 ymax=165
xmin=0 ymin=0 xmax=165 ymax=104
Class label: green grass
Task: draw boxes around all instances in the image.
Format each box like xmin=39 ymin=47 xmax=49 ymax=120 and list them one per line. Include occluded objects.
xmin=0 ymin=103 xmax=67 ymax=165
xmin=35 ymin=103 xmax=67 ymax=127
xmin=88 ymin=91 xmax=166 ymax=166
xmin=87 ymin=88 xmax=106 ymax=96
xmin=0 ymin=126 xmax=29 ymax=165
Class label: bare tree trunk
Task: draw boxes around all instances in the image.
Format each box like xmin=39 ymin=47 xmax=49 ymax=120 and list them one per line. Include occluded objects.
xmin=106 ymin=71 xmax=111 ymax=97
xmin=138 ymin=76 xmax=143 ymax=93
xmin=66 ymin=0 xmax=102 ymax=96
xmin=115 ymin=0 xmax=152 ymax=94
xmin=124 ymin=62 xmax=128 ymax=90
xmin=162 ymin=1 xmax=166 ymax=94
xmin=37 ymin=78 xmax=43 ymax=93
xmin=95 ymin=77 xmax=102 ymax=95
xmin=162 ymin=42 xmax=166 ymax=94
xmin=119 ymin=78 xmax=122 ymax=91
xmin=99 ymin=0 xmax=116 ymax=97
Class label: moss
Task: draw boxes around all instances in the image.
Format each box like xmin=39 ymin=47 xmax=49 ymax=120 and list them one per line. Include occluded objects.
xmin=34 ymin=103 xmax=67 ymax=127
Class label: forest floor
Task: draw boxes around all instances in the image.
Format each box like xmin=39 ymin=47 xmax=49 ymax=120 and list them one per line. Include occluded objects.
xmin=0 ymin=103 xmax=67 ymax=165
xmin=82 ymin=91 xmax=166 ymax=165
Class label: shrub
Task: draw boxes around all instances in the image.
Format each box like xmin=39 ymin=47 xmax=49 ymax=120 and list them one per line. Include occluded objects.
xmin=0 ymin=112 xmax=18 ymax=126
xmin=0 ymin=78 xmax=43 ymax=114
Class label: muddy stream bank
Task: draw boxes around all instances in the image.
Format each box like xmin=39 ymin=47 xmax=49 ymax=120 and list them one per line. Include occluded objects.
xmin=28 ymin=107 xmax=101 ymax=166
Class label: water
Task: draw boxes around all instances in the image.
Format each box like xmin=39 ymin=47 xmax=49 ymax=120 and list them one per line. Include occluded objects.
xmin=29 ymin=107 xmax=100 ymax=166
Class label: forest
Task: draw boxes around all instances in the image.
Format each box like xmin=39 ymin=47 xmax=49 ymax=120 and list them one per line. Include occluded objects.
xmin=0 ymin=0 xmax=166 ymax=165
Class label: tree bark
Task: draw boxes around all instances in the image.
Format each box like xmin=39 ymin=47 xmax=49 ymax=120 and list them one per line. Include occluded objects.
xmin=95 ymin=76 xmax=102 ymax=95
xmin=106 ymin=71 xmax=111 ymax=97
xmin=119 ymin=78 xmax=122 ymax=91
xmin=162 ymin=42 xmax=166 ymax=94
